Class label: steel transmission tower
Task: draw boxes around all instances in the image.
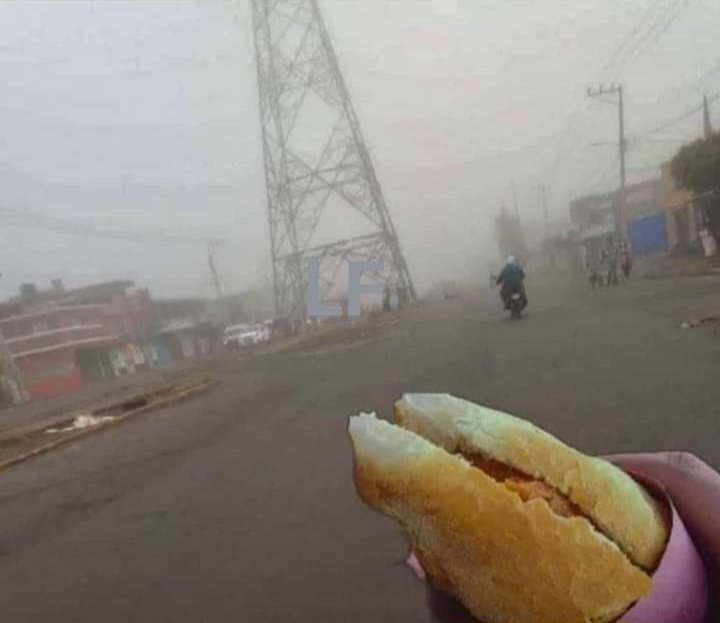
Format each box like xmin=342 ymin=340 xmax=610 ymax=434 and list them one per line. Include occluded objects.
xmin=251 ymin=0 xmax=415 ymax=325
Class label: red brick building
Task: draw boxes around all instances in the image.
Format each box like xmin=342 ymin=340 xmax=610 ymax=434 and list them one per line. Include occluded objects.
xmin=0 ymin=305 xmax=121 ymax=398
xmin=0 ymin=281 xmax=155 ymax=400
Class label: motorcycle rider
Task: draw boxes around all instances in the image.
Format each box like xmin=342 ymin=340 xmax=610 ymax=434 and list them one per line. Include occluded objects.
xmin=495 ymin=255 xmax=526 ymax=309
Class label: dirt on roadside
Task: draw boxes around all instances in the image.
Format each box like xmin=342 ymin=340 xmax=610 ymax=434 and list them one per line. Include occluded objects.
xmin=0 ymin=378 xmax=218 ymax=470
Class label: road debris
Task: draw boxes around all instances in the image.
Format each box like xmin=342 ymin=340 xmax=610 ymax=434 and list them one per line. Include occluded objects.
xmin=680 ymin=316 xmax=718 ymax=330
xmin=45 ymin=414 xmax=116 ymax=434
xmin=0 ymin=377 xmax=219 ymax=472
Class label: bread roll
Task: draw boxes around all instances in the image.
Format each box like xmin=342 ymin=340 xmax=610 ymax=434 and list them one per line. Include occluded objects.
xmin=394 ymin=393 xmax=668 ymax=569
xmin=349 ymin=400 xmax=667 ymax=623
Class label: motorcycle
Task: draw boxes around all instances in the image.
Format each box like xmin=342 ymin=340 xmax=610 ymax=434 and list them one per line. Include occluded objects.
xmin=492 ymin=271 xmax=528 ymax=320
xmin=505 ymin=286 xmax=527 ymax=320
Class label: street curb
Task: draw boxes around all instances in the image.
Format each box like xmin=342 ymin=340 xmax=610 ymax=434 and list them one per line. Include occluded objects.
xmin=0 ymin=378 xmax=219 ymax=473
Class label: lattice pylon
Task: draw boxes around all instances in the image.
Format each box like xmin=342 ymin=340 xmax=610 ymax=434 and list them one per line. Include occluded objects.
xmin=251 ymin=0 xmax=415 ymax=325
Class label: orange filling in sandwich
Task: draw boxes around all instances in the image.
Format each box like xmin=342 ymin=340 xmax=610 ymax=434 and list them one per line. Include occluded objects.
xmin=462 ymin=455 xmax=584 ymax=519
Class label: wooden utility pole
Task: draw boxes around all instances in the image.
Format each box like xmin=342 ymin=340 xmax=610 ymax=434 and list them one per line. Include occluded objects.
xmin=207 ymin=241 xmax=224 ymax=302
xmin=207 ymin=241 xmax=228 ymax=326
xmin=703 ymin=94 xmax=713 ymax=139
xmin=587 ymin=83 xmax=626 ymax=242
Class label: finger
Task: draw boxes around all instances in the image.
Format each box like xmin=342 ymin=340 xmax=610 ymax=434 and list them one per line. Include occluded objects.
xmin=608 ymin=452 xmax=720 ymax=578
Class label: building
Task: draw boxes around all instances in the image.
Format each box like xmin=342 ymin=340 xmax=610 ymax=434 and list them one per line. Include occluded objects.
xmin=151 ymin=298 xmax=222 ymax=365
xmin=569 ymin=190 xmax=616 ymax=266
xmin=660 ymin=161 xmax=702 ymax=253
xmin=570 ymin=179 xmax=668 ymax=263
xmin=0 ymin=280 xmax=155 ymax=401
xmin=0 ymin=304 xmax=122 ymax=398
xmin=624 ymin=179 xmax=668 ymax=257
xmin=154 ymin=318 xmax=218 ymax=363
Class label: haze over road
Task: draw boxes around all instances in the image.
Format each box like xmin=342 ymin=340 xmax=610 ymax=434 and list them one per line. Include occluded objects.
xmin=0 ymin=277 xmax=719 ymax=622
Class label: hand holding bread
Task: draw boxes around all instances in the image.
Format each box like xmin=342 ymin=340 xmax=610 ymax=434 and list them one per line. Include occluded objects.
xmin=349 ymin=394 xmax=706 ymax=623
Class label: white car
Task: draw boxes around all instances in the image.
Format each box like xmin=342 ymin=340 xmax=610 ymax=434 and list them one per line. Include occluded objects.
xmin=223 ymin=324 xmax=270 ymax=350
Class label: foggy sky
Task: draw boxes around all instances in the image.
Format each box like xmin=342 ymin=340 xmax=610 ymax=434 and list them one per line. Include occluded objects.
xmin=0 ymin=0 xmax=719 ymax=300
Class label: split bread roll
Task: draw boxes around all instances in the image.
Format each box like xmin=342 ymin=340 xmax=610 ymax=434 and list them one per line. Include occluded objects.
xmin=349 ymin=394 xmax=670 ymax=623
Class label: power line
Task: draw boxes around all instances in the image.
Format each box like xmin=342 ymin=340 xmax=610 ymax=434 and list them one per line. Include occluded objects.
xmin=599 ymin=0 xmax=665 ymax=77
xmin=632 ymin=90 xmax=720 ymax=138
xmin=600 ymin=0 xmax=687 ymax=79
xmin=618 ymin=0 xmax=688 ymax=69
xmin=613 ymin=92 xmax=718 ymax=183
xmin=540 ymin=0 xmax=712 ymax=215
xmin=540 ymin=2 xmax=679 ymax=193
xmin=624 ymin=50 xmax=720 ymax=126
xmin=576 ymin=0 xmax=687 ymax=194
xmin=499 ymin=0 xmax=640 ymax=167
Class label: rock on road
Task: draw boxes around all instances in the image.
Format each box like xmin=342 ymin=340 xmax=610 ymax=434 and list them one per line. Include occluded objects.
xmin=0 ymin=277 xmax=719 ymax=622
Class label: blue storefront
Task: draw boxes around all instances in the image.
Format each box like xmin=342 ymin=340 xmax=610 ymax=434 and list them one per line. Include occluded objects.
xmin=628 ymin=213 xmax=669 ymax=257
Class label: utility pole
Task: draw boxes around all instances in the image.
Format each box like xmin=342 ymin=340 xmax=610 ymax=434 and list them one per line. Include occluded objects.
xmin=587 ymin=83 xmax=626 ymax=242
xmin=207 ymin=242 xmax=224 ymax=301
xmin=207 ymin=241 xmax=227 ymax=325
xmin=703 ymin=94 xmax=713 ymax=139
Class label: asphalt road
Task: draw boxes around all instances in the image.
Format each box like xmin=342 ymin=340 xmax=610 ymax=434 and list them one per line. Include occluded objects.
xmin=1 ymin=277 xmax=719 ymax=622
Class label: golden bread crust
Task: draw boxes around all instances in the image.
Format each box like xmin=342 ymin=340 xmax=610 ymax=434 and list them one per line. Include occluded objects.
xmin=395 ymin=394 xmax=668 ymax=569
xmin=351 ymin=417 xmax=652 ymax=623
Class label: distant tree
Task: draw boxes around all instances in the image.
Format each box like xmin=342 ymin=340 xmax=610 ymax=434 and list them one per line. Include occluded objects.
xmin=671 ymin=132 xmax=720 ymax=239
xmin=671 ymin=132 xmax=720 ymax=194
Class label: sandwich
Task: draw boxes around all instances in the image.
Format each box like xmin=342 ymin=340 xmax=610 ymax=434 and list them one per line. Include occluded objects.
xmin=348 ymin=393 xmax=669 ymax=623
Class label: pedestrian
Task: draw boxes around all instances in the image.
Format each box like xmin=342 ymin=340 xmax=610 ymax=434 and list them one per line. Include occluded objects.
xmin=700 ymin=228 xmax=718 ymax=258
xmin=621 ymin=241 xmax=633 ymax=279
xmin=382 ymin=286 xmax=391 ymax=312
xmin=587 ymin=261 xmax=602 ymax=289
xmin=602 ymin=236 xmax=619 ymax=286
